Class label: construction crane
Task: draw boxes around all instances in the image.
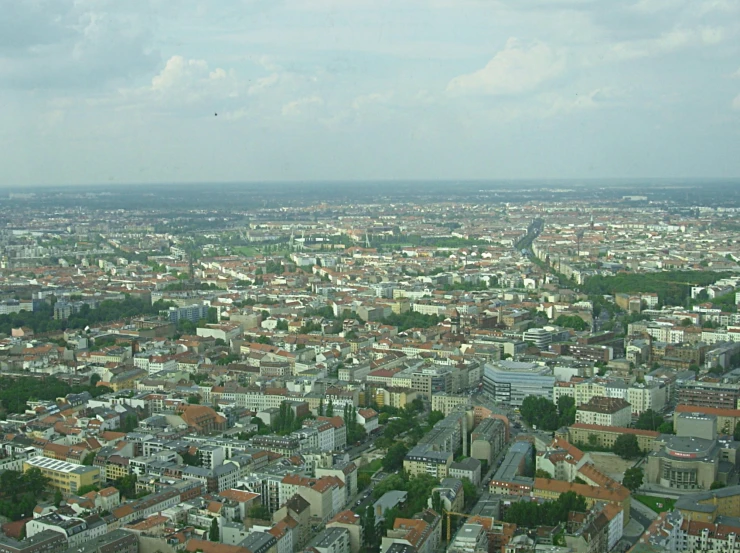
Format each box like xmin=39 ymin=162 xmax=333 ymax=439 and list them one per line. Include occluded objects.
xmin=445 ymin=510 xmax=474 ymax=544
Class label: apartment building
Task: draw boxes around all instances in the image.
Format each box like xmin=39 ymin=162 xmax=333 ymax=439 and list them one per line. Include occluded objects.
xmin=23 ymin=456 xmax=101 ymax=495
xmin=0 ymin=531 xmax=66 ymax=553
xmin=403 ymin=444 xmax=453 ymax=479
xmin=575 ymin=396 xmax=632 ymax=428
xmin=381 ymin=511 xmax=442 ymax=553
xmin=678 ymin=380 xmax=740 ymax=410
xmin=470 ymin=417 xmax=507 ymax=465
xmin=327 ymin=510 xmax=364 ymax=553
xmin=430 ymin=394 xmax=470 ymax=416
xmin=565 ymin=424 xmax=660 ymax=452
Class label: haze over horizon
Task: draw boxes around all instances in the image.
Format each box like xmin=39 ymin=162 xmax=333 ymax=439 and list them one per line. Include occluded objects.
xmin=2 ymin=0 xmax=740 ymax=187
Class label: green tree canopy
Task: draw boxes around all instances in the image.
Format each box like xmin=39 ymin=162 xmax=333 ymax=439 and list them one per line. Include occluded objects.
xmin=613 ymin=434 xmax=642 ymax=460
xmin=554 ymin=315 xmax=589 ymax=331
xmin=622 ymin=467 xmax=643 ymax=492
xmin=382 ymin=442 xmax=409 ymax=472
xmin=635 ymin=409 xmax=663 ymax=431
xmin=520 ymin=396 xmax=560 ymax=431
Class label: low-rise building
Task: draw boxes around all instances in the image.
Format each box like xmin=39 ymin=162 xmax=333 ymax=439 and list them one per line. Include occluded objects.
xmin=23 ymin=456 xmax=101 ymax=495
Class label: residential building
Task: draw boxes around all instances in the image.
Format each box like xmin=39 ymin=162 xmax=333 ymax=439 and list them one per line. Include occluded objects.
xmin=565 ymin=424 xmax=660 ymax=452
xmin=0 ymin=531 xmax=66 ymax=553
xmin=23 ymin=457 xmax=101 ymax=495
xmin=470 ymin=417 xmax=507 ymax=465
xmin=403 ymin=444 xmax=453 ymax=479
xmin=449 ymin=457 xmax=482 ymax=487
xmin=327 ymin=510 xmax=364 ymax=553
xmin=575 ymin=396 xmax=632 ymax=428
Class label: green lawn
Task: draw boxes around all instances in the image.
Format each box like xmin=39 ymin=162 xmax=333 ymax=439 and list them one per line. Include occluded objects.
xmin=359 ymin=459 xmax=383 ymax=474
xmin=234 ymin=246 xmax=262 ymax=257
xmin=634 ymin=495 xmax=675 ymax=513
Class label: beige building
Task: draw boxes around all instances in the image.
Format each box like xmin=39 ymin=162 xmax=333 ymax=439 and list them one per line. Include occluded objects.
xmin=375 ymin=387 xmax=420 ymax=409
xmin=403 ymin=444 xmax=453 ymax=479
xmin=431 ymin=394 xmax=470 ymax=416
xmin=575 ymin=396 xmax=632 ymax=428
xmin=327 ymin=510 xmax=364 ymax=553
xmin=24 ymin=456 xmax=101 ymax=495
xmin=565 ymin=424 xmax=660 ymax=452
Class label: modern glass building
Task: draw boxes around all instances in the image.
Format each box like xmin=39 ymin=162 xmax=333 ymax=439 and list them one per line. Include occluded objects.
xmin=482 ymin=361 xmax=555 ymax=406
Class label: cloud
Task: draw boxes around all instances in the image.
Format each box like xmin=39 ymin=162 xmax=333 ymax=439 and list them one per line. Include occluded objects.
xmin=446 ymin=39 xmax=566 ymax=96
xmin=542 ymin=87 xmax=624 ymax=116
xmin=351 ymin=92 xmax=393 ymax=111
xmin=282 ymin=96 xmax=324 ymax=117
xmin=0 ymin=1 xmax=158 ymax=90
xmin=147 ymin=55 xmax=239 ymax=102
xmin=248 ymin=73 xmax=280 ymax=95
xmin=733 ymin=94 xmax=740 ymax=110
xmin=606 ymin=26 xmax=725 ymax=61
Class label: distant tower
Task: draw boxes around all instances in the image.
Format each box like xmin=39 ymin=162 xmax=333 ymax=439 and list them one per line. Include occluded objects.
xmin=576 ymin=229 xmax=585 ymax=257
xmin=450 ymin=308 xmax=461 ymax=334
xmin=590 ymin=215 xmax=594 ymax=230
xmin=289 ymin=230 xmax=295 ymax=251
xmin=365 ymin=231 xmax=371 ymax=249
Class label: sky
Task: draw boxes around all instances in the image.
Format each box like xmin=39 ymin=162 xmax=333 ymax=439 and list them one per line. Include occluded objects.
xmin=1 ymin=0 xmax=740 ymax=186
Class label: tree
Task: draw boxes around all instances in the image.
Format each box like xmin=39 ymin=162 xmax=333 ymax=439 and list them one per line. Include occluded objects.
xmin=710 ymin=481 xmax=726 ymax=490
xmin=114 ymin=474 xmax=137 ymax=499
xmin=504 ymin=491 xmax=587 ymax=528
xmin=431 ymin=491 xmax=442 ymax=514
xmin=209 ymin=517 xmax=219 ymax=542
xmin=326 ymin=400 xmax=334 ymax=417
xmin=54 ymin=489 xmax=63 ymax=507
xmin=426 ymin=410 xmax=445 ymax=429
xmin=77 ymin=484 xmax=100 ymax=496
xmin=535 ymin=469 xmax=553 ymax=479
xmin=557 ymin=396 xmax=576 ymax=428
xmin=89 ymin=374 xmax=101 ymax=387
xmin=658 ymin=421 xmax=675 ymax=434
xmin=635 ymin=409 xmax=662 ymax=431
xmin=363 ymin=505 xmax=379 ymax=553
xmin=613 ymin=434 xmax=641 ymax=460
xmin=82 ymin=451 xmax=96 ymax=466
xmin=122 ymin=414 xmax=139 ymax=432
xmin=461 ymin=477 xmax=478 ymax=509
xmin=187 ymin=395 xmax=201 ymax=405
xmin=520 ymin=396 xmax=560 ymax=431
xmin=554 ymin=315 xmax=588 ymax=331
xmin=734 ymin=421 xmax=740 ymax=442
xmin=248 ymin=504 xmax=270 ymax=520
xmin=318 ymin=399 xmax=324 ymax=416
xmin=622 ymin=467 xmax=643 ymax=492
xmin=382 ymin=442 xmax=408 ymax=472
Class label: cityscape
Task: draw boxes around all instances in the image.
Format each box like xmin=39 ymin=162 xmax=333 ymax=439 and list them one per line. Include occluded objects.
xmin=2 ymin=1 xmax=740 ymax=553
xmin=0 ymin=181 xmax=739 ymax=553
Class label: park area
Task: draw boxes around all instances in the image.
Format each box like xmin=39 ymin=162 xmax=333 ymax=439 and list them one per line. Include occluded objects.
xmin=634 ymin=495 xmax=676 ymax=513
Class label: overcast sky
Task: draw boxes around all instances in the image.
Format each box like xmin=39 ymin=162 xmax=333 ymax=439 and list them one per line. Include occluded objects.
xmin=1 ymin=0 xmax=739 ymax=186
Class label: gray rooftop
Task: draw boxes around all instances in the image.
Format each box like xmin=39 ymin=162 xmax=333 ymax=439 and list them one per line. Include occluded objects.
xmin=450 ymin=457 xmax=481 ymax=472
